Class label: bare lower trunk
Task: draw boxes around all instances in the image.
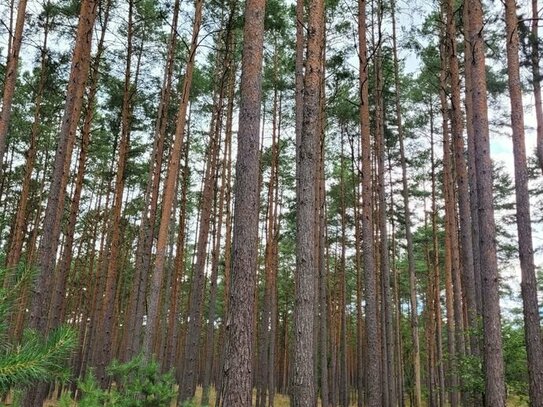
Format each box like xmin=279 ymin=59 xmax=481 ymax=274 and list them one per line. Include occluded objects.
xmin=505 ymin=0 xmax=543 ymax=403
xmin=217 ymin=0 xmax=265 ymax=402
xmin=467 ymin=0 xmax=506 ymax=403
xmin=145 ymin=0 xmax=204 ymax=364
xmin=291 ymin=0 xmax=324 ymax=403
xmin=358 ymin=0 xmax=381 ymax=403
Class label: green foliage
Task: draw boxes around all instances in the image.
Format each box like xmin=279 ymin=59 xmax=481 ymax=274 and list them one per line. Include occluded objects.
xmin=458 ymin=353 xmax=484 ymax=394
xmin=74 ymin=355 xmax=176 ymax=406
xmin=0 ymin=326 xmax=76 ymax=396
xmin=0 ymin=267 xmax=77 ymax=397
xmin=503 ymin=322 xmax=529 ymax=398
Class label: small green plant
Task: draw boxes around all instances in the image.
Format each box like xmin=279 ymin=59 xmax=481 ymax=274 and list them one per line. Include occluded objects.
xmin=76 ymin=355 xmax=176 ymax=406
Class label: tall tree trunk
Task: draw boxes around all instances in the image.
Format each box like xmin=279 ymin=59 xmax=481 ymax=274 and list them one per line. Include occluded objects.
xmin=390 ymin=1 xmax=421 ymax=404
xmin=95 ymin=0 xmax=135 ymax=385
xmin=145 ymin=0 xmax=204 ymax=363
xmin=440 ymin=85 xmax=459 ymax=407
xmin=125 ymin=0 xmax=181 ymax=360
xmin=466 ymin=0 xmax=506 ymax=403
xmin=374 ymin=5 xmax=396 ymax=403
xmin=201 ymin=47 xmax=235 ymax=405
xmin=0 ymin=0 xmax=27 ymax=170
xmin=5 ymin=5 xmax=50 ymax=271
xmin=463 ymin=0 xmax=483 ymax=316
xmin=358 ymin=0 xmax=381 ymax=403
xmin=23 ymin=0 xmax=99 ymax=404
xmin=48 ymin=0 xmax=112 ymax=332
xmin=178 ymin=90 xmax=222 ymax=402
xmin=210 ymin=56 xmax=237 ymax=407
xmin=338 ymin=128 xmax=349 ymax=407
xmin=532 ymin=0 xmax=543 ymax=173
xmin=318 ymin=96 xmax=329 ymax=407
xmin=446 ymin=0 xmax=478 ymax=360
xmin=217 ymin=0 xmax=265 ymax=401
xmin=430 ymin=104 xmax=446 ymax=407
xmin=505 ymin=0 xmax=543 ymax=404
xmin=291 ymin=0 xmax=324 ymax=403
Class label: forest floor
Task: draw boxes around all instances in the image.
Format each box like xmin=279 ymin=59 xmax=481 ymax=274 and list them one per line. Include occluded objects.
xmin=39 ymin=387 xmax=530 ymax=406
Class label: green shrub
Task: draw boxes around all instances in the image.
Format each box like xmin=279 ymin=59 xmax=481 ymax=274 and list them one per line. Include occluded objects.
xmin=76 ymin=355 xmax=176 ymax=406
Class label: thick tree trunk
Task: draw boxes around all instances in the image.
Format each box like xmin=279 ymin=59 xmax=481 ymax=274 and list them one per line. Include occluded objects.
xmin=23 ymin=0 xmax=99 ymax=404
xmin=504 ymin=0 xmax=543 ymax=404
xmin=218 ymin=0 xmax=265 ymax=402
xmin=467 ymin=0 xmax=506 ymax=404
xmin=463 ymin=0 xmax=483 ymax=317
xmin=291 ymin=0 xmax=324 ymax=403
xmin=48 ymin=0 xmax=111 ymax=332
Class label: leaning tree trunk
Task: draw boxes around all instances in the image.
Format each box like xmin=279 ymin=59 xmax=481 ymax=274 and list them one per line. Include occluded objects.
xmin=144 ymin=0 xmax=204 ymax=364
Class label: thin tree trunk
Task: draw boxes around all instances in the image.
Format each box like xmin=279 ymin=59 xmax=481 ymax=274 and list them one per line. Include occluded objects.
xmin=391 ymin=2 xmax=421 ymax=403
xmin=318 ymin=97 xmax=329 ymax=407
xmin=145 ymin=0 xmax=204 ymax=364
xmin=179 ymin=93 xmax=222 ymax=403
xmin=358 ymin=0 xmax=381 ymax=402
xmin=338 ymin=128 xmax=349 ymax=407
xmin=532 ymin=0 xmax=543 ymax=173
xmin=125 ymin=0 xmax=181 ymax=360
xmin=95 ymin=0 xmax=135 ymax=385
xmin=430 ymin=104 xmax=446 ymax=407
xmin=211 ymin=54 xmax=237 ymax=407
xmin=0 ymin=0 xmax=27 ymax=169
xmin=446 ymin=0 xmax=478 ymax=361
xmin=5 ymin=6 xmax=49 ymax=271
xmin=374 ymin=4 xmax=396 ymax=403
xmin=202 ymin=60 xmax=233 ymax=406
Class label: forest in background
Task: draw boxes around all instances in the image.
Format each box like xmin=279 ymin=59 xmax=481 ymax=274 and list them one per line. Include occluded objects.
xmin=0 ymin=0 xmax=543 ymax=405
